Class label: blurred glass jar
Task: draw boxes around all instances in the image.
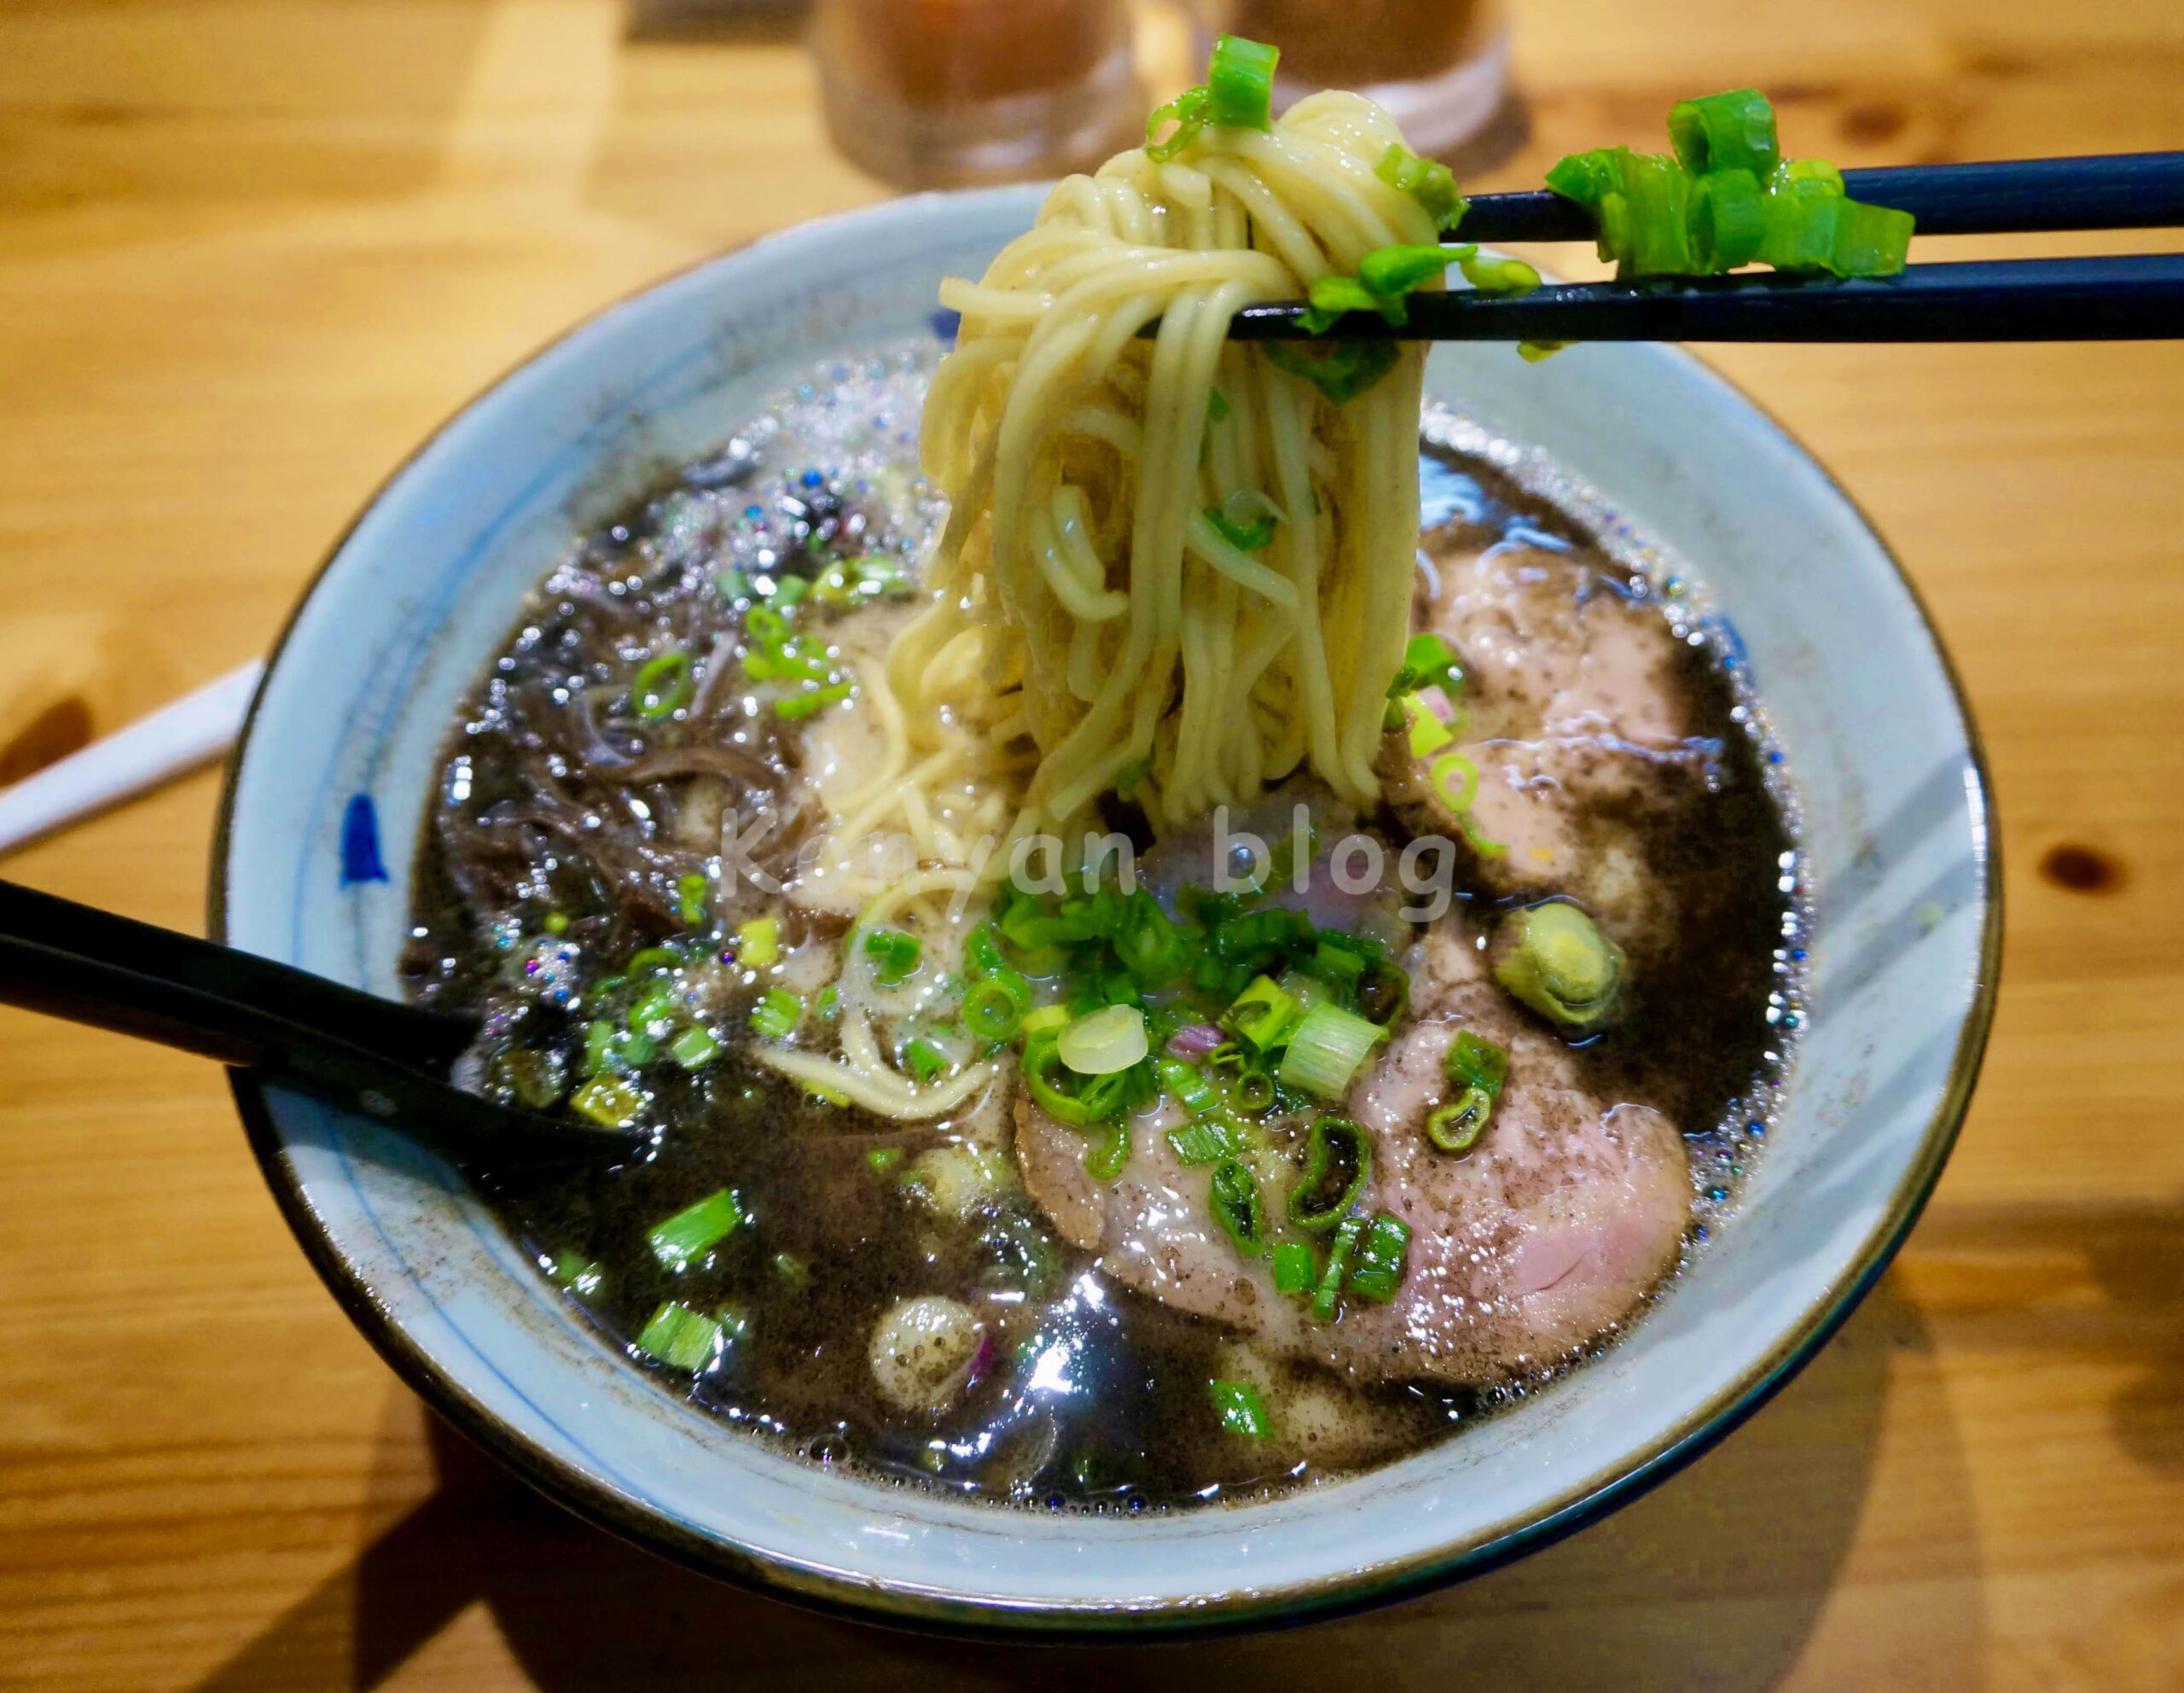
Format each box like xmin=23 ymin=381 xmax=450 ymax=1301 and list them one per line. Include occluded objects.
xmin=1189 ymin=0 xmax=1508 ymax=161
xmin=814 ymin=0 xmax=1141 ymax=188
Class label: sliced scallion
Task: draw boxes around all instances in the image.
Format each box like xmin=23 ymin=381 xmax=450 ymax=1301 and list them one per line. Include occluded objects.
xmin=1057 ymin=1004 xmax=1149 ymax=1076
xmin=636 ymin=1300 xmax=725 ymax=1370
xmin=1205 ymin=34 xmax=1277 ymax=131
xmin=1209 ymin=1376 xmax=1272 ymax=1438
xmin=1287 ymin=1116 xmax=1372 ymax=1232
xmin=735 ymin=915 xmax=780 ymax=966
xmin=1209 ymin=1158 xmax=1267 ymax=1256
xmin=648 ymin=1188 xmax=746 ymax=1272
xmin=669 ymin=1025 xmax=722 ymax=1071
xmin=1277 ymin=1003 xmax=1386 ymax=1101
xmin=1271 ymin=1240 xmax=1316 ymax=1294
xmin=1310 ymin=1215 xmax=1365 ymax=1321
xmin=633 ymin=651 xmax=694 ymax=719
xmin=749 ymin=987 xmax=801 ymax=1039
xmin=1346 ymin=1212 xmax=1411 ymax=1302
xmin=569 ymin=1074 xmax=645 ymax=1129
xmin=675 ymin=872 xmax=709 ymax=926
xmin=863 ymin=925 xmax=922 ymax=988
xmin=1668 ymin=88 xmax=1780 ymax=179
xmin=1224 ymin=974 xmax=1300 ymax=1053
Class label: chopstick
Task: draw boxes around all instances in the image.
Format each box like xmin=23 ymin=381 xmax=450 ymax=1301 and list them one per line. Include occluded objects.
xmin=1178 ymin=152 xmax=2184 ymax=343
xmin=1453 ymin=150 xmax=2184 ymax=243
xmin=1225 ymin=253 xmax=2184 ymax=342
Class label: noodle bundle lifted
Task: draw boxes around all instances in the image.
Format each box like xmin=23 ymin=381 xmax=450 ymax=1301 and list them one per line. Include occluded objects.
xmin=900 ymin=42 xmax=1443 ymax=843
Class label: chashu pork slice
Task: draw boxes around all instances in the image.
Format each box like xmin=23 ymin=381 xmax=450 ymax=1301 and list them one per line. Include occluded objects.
xmin=1383 ymin=536 xmax=1722 ymax=953
xmin=1014 ymin=922 xmax=1691 ymax=1386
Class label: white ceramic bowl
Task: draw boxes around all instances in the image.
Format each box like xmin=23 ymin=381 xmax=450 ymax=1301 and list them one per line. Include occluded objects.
xmin=214 ymin=186 xmax=1998 ymax=1636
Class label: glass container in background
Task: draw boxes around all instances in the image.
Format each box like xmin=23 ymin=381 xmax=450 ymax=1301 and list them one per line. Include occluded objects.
xmin=1189 ymin=0 xmax=1509 ymax=163
xmin=814 ymin=0 xmax=1141 ymax=188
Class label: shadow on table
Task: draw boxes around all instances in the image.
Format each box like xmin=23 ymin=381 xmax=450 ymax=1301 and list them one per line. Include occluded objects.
xmin=184 ymin=1269 xmax=2001 ymax=1693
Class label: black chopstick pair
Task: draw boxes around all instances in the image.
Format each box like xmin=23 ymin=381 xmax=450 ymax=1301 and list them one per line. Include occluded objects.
xmin=1218 ymin=151 xmax=2184 ymax=344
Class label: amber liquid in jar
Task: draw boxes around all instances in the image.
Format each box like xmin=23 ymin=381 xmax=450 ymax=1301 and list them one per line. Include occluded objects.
xmin=813 ymin=0 xmax=1141 ymax=187
xmin=1194 ymin=0 xmax=1508 ymax=160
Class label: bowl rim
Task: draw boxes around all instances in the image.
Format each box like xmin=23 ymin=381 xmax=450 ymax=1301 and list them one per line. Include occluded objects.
xmin=209 ymin=189 xmax=2001 ymax=1641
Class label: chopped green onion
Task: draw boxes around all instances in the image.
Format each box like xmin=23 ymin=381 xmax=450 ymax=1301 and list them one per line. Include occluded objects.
xmin=1460 ymin=252 xmax=1542 ymax=296
xmin=863 ymin=925 xmax=922 ymax=987
xmin=1209 ymin=1376 xmax=1272 ymax=1438
xmin=1359 ymin=242 xmax=1462 ymax=302
xmin=627 ymin=980 xmax=677 ymax=1038
xmin=550 ymin=1249 xmax=605 ymax=1296
xmin=749 ymin=986 xmax=801 ymax=1039
xmin=633 ymin=651 xmax=694 ymax=719
xmin=1287 ymin=1116 xmax=1372 ymax=1232
xmin=1374 ymin=142 xmax=1469 ymax=230
xmin=627 ymin=945 xmax=682 ymax=976
xmin=1209 ymin=1158 xmax=1267 ymax=1256
xmin=771 ymin=573 xmax=811 ymax=608
xmin=1356 ymin=958 xmax=1409 ymax=1028
xmin=1157 ymin=1056 xmax=1219 ymax=1117
xmin=1262 ymin=336 xmax=1402 ymax=405
xmin=903 ymin=1036 xmax=949 ymax=1082
xmin=1544 ymin=146 xmax=1623 ymax=209
xmin=1428 ymin=1086 xmax=1495 ymax=1153
xmin=1311 ymin=935 xmax=1370 ymax=986
xmin=583 ymin=1020 xmax=619 ymax=1076
xmin=1165 ymin=1114 xmax=1241 ymax=1166
xmin=1145 ymin=85 xmax=1210 ymax=163
xmin=1518 ymin=340 xmax=1569 ymax=363
xmin=816 ymin=983 xmax=839 ymax=1019
xmin=1085 ymin=1117 xmax=1131 ymax=1180
xmin=1024 ymin=1033 xmax=1104 ymax=1126
xmin=1205 ymin=34 xmax=1277 ymax=131
xmin=1278 ymin=1003 xmax=1386 ymax=1100
xmin=1693 ymin=167 xmax=1767 ymax=271
xmin=1827 ymin=195 xmax=1914 ymax=277
xmin=1057 ymin=1004 xmax=1149 ymax=1076
xmin=1495 ymin=903 xmax=1625 ymax=1031
xmin=635 ymin=1301 xmax=725 ymax=1370
xmin=1621 ymin=152 xmax=1697 ymax=275
xmin=772 ymin=1251 xmax=811 ymax=1289
xmin=1271 ymin=1241 xmax=1316 ymax=1294
xmin=1760 ymin=168 xmax=1843 ymax=271
xmin=735 ymin=915 xmax=779 ymax=966
xmin=570 ymin=1074 xmax=645 ymax=1129
xmin=1668 ymin=88 xmax=1780 ymax=179
xmin=1113 ymin=889 xmax=1192 ymax=989
xmin=648 ymin=1188 xmax=746 ymax=1271
xmin=1019 ymin=1003 xmax=1072 ymax=1041
xmin=1206 ymin=386 xmax=1231 ymax=423
xmin=1446 ymin=1028 xmax=1510 ymax=1096
xmin=1390 ymin=630 xmax=1465 ymax=696
xmin=866 ymin=1146 xmax=904 ymax=1173
xmin=1310 ymin=1215 xmax=1365 ymax=1320
xmin=1204 ymin=503 xmax=1278 ymax=552
xmin=964 ymin=978 xmax=1029 ymax=1043
xmin=774 ymin=678 xmax=855 ymax=719
xmin=1298 ymin=273 xmax=1388 ymax=335
xmin=1224 ymin=974 xmax=1300 ymax=1053
xmin=1228 ymin=1066 xmax=1277 ymax=1113
xmin=1112 ymin=755 xmax=1152 ymax=800
xmin=1346 ymin=1212 xmax=1411 ymax=1302
xmin=669 ymin=1025 xmax=722 ymax=1071
xmin=543 ymin=910 xmax=571 ymax=936
xmin=675 ymin=872 xmax=709 ymax=926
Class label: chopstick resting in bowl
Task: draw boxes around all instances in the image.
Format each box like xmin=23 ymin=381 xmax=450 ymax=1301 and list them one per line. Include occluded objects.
xmin=1218 ymin=151 xmax=2184 ymax=344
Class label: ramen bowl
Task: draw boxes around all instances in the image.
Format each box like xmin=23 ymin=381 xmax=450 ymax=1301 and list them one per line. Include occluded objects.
xmin=214 ymin=185 xmax=1997 ymax=1636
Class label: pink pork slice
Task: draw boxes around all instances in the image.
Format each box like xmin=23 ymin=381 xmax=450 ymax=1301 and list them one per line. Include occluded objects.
xmin=1383 ymin=536 xmax=1720 ymax=949
xmin=1014 ymin=924 xmax=1692 ymax=1386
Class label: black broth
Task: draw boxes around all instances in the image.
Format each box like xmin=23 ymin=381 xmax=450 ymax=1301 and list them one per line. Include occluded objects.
xmin=404 ymin=349 xmax=1796 ymax=1512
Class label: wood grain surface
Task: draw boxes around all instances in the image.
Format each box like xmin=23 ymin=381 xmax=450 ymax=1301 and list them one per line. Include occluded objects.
xmin=1 ymin=1 xmax=2180 ymax=1687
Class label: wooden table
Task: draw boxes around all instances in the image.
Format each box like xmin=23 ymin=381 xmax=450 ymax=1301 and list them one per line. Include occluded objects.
xmin=2 ymin=1 xmax=2180 ymax=1686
